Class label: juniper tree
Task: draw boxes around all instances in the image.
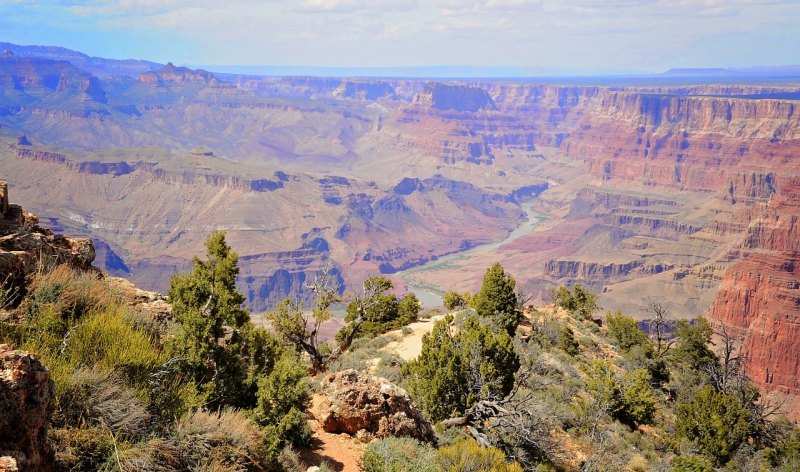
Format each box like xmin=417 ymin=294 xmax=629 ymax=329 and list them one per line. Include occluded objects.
xmin=269 ymin=271 xmax=398 ymax=374
xmin=473 ymin=263 xmax=520 ymax=335
xmin=676 ymin=385 xmax=754 ymax=466
xmin=167 ymin=232 xmax=252 ymax=407
xmin=167 ymin=232 xmax=297 ymax=411
xmin=402 ymin=315 xmax=519 ymax=422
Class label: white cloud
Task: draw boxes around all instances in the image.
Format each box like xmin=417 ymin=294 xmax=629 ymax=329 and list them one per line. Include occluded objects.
xmin=3 ymin=0 xmax=799 ymax=70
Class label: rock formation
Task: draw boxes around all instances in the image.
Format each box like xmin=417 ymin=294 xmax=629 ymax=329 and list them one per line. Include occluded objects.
xmin=0 ymin=345 xmax=55 ymax=472
xmin=313 ymin=369 xmax=435 ymax=443
xmin=0 ymin=181 xmax=95 ymax=307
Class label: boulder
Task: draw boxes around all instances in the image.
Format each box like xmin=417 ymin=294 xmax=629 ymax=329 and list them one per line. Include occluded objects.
xmin=0 ymin=345 xmax=55 ymax=471
xmin=0 ymin=457 xmax=17 ymax=472
xmin=315 ymin=369 xmax=435 ymax=443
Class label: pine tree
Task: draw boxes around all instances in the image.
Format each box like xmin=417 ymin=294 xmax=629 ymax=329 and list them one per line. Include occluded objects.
xmin=473 ymin=263 xmax=520 ymax=335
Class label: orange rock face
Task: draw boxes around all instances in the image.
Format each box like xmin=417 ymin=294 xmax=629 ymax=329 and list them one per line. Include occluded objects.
xmin=707 ymin=176 xmax=800 ymax=417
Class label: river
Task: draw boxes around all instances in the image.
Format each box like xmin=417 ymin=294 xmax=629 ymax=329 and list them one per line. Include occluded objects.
xmin=396 ymin=201 xmax=547 ymax=307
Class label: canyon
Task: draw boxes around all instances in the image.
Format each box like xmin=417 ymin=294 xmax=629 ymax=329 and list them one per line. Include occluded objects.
xmin=0 ymin=44 xmax=799 ymax=416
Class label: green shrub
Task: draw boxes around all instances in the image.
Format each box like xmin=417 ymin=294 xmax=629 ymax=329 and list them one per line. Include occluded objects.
xmin=436 ymin=438 xmax=523 ymax=472
xmin=584 ymin=361 xmax=656 ymax=427
xmin=671 ymin=318 xmax=716 ymax=370
xmin=65 ymin=308 xmax=165 ymax=385
xmin=558 ymin=325 xmax=579 ymax=356
xmin=765 ymin=418 xmax=800 ymax=471
xmin=338 ymin=278 xmax=421 ymax=341
xmin=24 ymin=265 xmax=117 ymax=324
xmin=605 ymin=311 xmax=651 ymax=352
xmin=375 ymin=353 xmax=405 ymax=384
xmin=361 ymin=437 xmax=440 ymax=472
xmin=618 ymin=368 xmax=657 ymax=427
xmin=51 ymin=426 xmax=116 ymax=471
xmin=675 ymin=385 xmax=753 ymax=466
xmin=671 ymin=453 xmax=715 ymax=471
xmin=552 ymin=284 xmax=598 ymax=320
xmin=443 ymin=291 xmax=467 ymax=311
xmin=254 ymin=352 xmax=312 ymax=453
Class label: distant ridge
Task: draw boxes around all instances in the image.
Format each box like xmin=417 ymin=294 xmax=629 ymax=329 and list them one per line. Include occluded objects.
xmin=1 ymin=41 xmax=799 ymax=82
xmin=665 ymin=65 xmax=800 ymax=78
xmin=0 ymin=42 xmax=162 ymax=78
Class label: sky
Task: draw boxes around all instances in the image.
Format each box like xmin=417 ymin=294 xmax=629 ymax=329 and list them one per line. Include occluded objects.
xmin=0 ymin=0 xmax=799 ymax=74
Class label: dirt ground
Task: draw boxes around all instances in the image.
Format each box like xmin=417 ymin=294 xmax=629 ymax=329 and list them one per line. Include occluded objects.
xmin=379 ymin=314 xmax=445 ymax=361
xmin=298 ymin=395 xmax=366 ymax=471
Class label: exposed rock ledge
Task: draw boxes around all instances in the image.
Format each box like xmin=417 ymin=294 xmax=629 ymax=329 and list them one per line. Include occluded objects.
xmin=0 ymin=180 xmax=96 ymax=307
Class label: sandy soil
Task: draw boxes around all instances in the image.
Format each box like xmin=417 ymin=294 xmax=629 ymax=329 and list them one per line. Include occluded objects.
xmin=379 ymin=314 xmax=445 ymax=361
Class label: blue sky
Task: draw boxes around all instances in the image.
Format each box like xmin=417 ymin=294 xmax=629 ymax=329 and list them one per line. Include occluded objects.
xmin=1 ymin=0 xmax=799 ymax=73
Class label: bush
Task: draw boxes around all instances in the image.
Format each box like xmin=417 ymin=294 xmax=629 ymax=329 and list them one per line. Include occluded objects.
xmin=171 ymin=409 xmax=270 ymax=471
xmin=675 ymin=385 xmax=754 ymax=466
xmin=558 ymin=325 xmax=579 ymax=356
xmin=605 ymin=311 xmax=651 ymax=352
xmin=24 ymin=265 xmax=116 ymax=323
xmin=65 ymin=308 xmax=165 ymax=386
xmin=552 ymin=284 xmax=598 ymax=320
xmin=361 ymin=437 xmax=440 ymax=472
xmin=618 ymin=368 xmax=657 ymax=427
xmin=254 ymin=352 xmax=312 ymax=453
xmin=375 ymin=353 xmax=405 ymax=384
xmin=56 ymin=368 xmax=151 ymax=440
xmin=51 ymin=426 xmax=117 ymax=471
xmin=437 ymin=438 xmax=523 ymax=472
xmin=671 ymin=318 xmax=716 ymax=370
xmin=443 ymin=291 xmax=467 ymax=311
xmin=671 ymin=454 xmax=715 ymax=471
xmin=584 ymin=362 xmax=656 ymax=428
xmin=339 ymin=278 xmax=421 ymax=341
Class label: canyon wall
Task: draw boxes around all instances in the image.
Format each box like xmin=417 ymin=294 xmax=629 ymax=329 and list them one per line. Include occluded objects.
xmin=2 ymin=61 xmax=800 ymax=414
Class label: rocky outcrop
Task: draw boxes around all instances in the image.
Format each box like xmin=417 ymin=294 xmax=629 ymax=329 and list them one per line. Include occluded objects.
xmin=333 ymin=81 xmax=397 ymax=101
xmin=313 ymin=369 xmax=435 ymax=443
xmin=138 ymin=62 xmax=219 ymax=86
xmin=415 ymin=83 xmax=497 ymax=112
xmin=0 ymin=181 xmax=7 ymax=217
xmin=0 ymin=51 xmax=107 ymax=104
xmin=0 ymin=185 xmax=95 ymax=306
xmin=0 ymin=345 xmax=55 ymax=472
xmin=544 ymin=259 xmax=645 ymax=279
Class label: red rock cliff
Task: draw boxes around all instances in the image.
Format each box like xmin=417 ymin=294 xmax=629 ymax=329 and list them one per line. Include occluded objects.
xmin=707 ymin=175 xmax=800 ymax=417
